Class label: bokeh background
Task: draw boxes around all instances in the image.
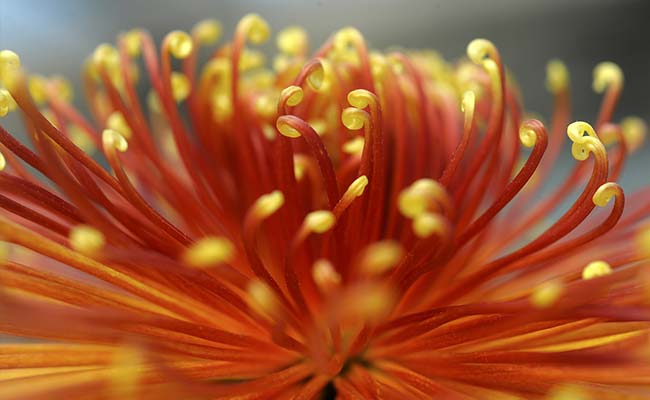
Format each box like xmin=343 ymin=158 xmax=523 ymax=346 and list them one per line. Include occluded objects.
xmin=0 ymin=0 xmax=648 ymax=190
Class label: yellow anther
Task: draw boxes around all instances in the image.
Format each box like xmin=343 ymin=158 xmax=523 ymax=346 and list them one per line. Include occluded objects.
xmin=333 ymin=27 xmax=363 ymax=51
xmin=360 ymin=241 xmax=404 ymax=275
xmin=345 ymin=175 xmax=369 ymax=198
xmin=518 ymin=124 xmax=538 ymax=148
xmin=247 ymin=279 xmax=279 ymax=318
xmin=592 ymin=182 xmax=619 ymax=207
xmin=277 ymin=26 xmax=307 ymax=55
xmin=466 ymin=38 xmax=497 ymax=65
xmin=147 ymin=91 xmax=162 ymax=113
xmin=412 ymin=212 xmax=446 ymax=239
xmin=0 ymin=49 xmax=20 ymax=71
xmin=347 ymin=89 xmax=376 ymax=109
xmin=92 ymin=43 xmax=120 ymax=69
xmin=312 ymin=259 xmax=341 ymax=292
xmin=343 ymin=136 xmax=365 ymax=156
xmin=27 ymin=75 xmax=47 ymax=105
xmin=69 ymin=225 xmax=105 ymax=255
xmin=276 ymin=117 xmax=301 ymax=138
xmin=620 ymin=116 xmax=646 ymax=152
xmin=239 ymin=14 xmax=270 ymax=45
xmin=211 ymin=92 xmax=233 ymax=121
xmin=582 ymin=260 xmax=613 ymax=280
xmin=593 ymin=61 xmax=623 ymax=93
xmin=0 ymin=151 xmax=5 ymax=171
xmin=530 ymin=280 xmax=564 ymax=309
xmin=369 ymin=52 xmax=388 ymax=80
xmin=546 ymin=59 xmax=569 ymax=94
xmin=166 ymin=31 xmax=193 ymax=59
xmin=342 ymin=107 xmax=370 ymax=130
xmin=193 ymin=19 xmax=222 ymax=46
xmin=122 ymin=30 xmax=142 ymax=57
xmin=306 ymin=60 xmax=332 ymax=92
xmin=182 ymin=236 xmax=234 ymax=268
xmin=547 ymin=384 xmax=589 ymax=400
xmin=68 ymin=125 xmax=96 ymax=154
xmin=106 ymin=111 xmax=132 ymax=140
xmin=304 ymin=210 xmax=336 ymax=234
xmin=566 ymin=121 xmax=604 ymax=161
xmin=239 ymin=49 xmax=266 ymax=71
xmin=347 ymin=283 xmax=395 ymax=322
xmin=281 ymin=85 xmax=304 ymax=107
xmin=398 ymin=179 xmax=448 ymax=218
xmin=170 ymin=71 xmax=190 ymax=102
xmin=0 ymin=89 xmax=16 ymax=117
xmin=253 ymin=190 xmax=285 ymax=219
xmin=102 ymin=128 xmax=128 ymax=152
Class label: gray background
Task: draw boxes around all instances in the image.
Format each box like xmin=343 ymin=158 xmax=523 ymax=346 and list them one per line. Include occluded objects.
xmin=0 ymin=0 xmax=648 ymax=190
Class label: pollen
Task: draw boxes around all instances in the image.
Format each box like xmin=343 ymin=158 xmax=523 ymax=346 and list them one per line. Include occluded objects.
xmin=582 ymin=260 xmax=613 ymax=280
xmin=304 ymin=210 xmax=336 ymax=234
xmin=530 ymin=280 xmax=564 ymax=309
xmin=253 ymin=190 xmax=285 ymax=219
xmin=182 ymin=236 xmax=234 ymax=268
xmin=69 ymin=225 xmax=105 ymax=255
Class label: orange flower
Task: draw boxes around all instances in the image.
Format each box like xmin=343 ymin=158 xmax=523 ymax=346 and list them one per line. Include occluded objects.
xmin=0 ymin=14 xmax=649 ymax=399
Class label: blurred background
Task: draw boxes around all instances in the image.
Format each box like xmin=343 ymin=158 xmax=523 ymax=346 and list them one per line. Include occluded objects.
xmin=0 ymin=0 xmax=648 ymax=189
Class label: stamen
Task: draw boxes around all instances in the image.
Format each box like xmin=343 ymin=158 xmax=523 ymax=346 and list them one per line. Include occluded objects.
xmin=166 ymin=31 xmax=193 ymax=59
xmin=398 ymin=179 xmax=450 ymax=219
xmin=412 ymin=212 xmax=447 ymax=239
xmin=530 ymin=280 xmax=564 ymax=309
xmin=106 ymin=111 xmax=132 ymax=139
xmin=102 ymin=128 xmax=128 ymax=152
xmin=192 ymin=19 xmax=222 ymax=46
xmin=546 ymin=59 xmax=569 ymax=94
xmin=0 ymin=89 xmax=17 ymax=117
xmin=69 ymin=224 xmax=105 ymax=256
xmin=182 ymin=236 xmax=234 ymax=268
xmin=238 ymin=14 xmax=271 ymax=45
xmin=252 ymin=190 xmax=285 ymax=219
xmin=620 ymin=116 xmax=646 ymax=152
xmin=582 ymin=260 xmax=613 ymax=280
xmin=247 ymin=278 xmax=280 ymax=319
xmin=360 ymin=241 xmax=404 ymax=275
xmin=303 ymin=210 xmax=336 ymax=234
xmin=593 ymin=61 xmax=623 ymax=93
xmin=277 ymin=26 xmax=308 ymax=56
xmin=170 ymin=72 xmax=190 ymax=102
xmin=312 ymin=259 xmax=341 ymax=293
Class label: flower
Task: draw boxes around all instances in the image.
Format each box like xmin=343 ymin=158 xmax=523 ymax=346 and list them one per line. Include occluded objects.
xmin=0 ymin=13 xmax=649 ymax=399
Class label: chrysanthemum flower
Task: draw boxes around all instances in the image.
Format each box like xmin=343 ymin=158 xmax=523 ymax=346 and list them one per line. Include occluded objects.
xmin=0 ymin=14 xmax=649 ymax=399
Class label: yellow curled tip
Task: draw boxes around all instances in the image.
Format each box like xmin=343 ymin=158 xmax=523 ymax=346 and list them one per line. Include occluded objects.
xmin=593 ymin=61 xmax=623 ymax=93
xmin=312 ymin=259 xmax=341 ymax=292
xmin=183 ymin=236 xmax=234 ymax=268
xmin=582 ymin=260 xmax=612 ymax=280
xmin=466 ymin=38 xmax=497 ymax=65
xmin=254 ymin=190 xmax=285 ymax=219
xmin=347 ymin=89 xmax=376 ymax=109
xmin=304 ymin=210 xmax=336 ymax=234
xmin=621 ymin=116 xmax=646 ymax=152
xmin=0 ymin=89 xmax=17 ymax=117
xmin=333 ymin=27 xmax=363 ymax=51
xmin=277 ymin=26 xmax=307 ymax=55
xmin=170 ymin=72 xmax=190 ymax=102
xmin=412 ymin=212 xmax=446 ymax=239
xmin=69 ymin=225 xmax=105 ymax=255
xmin=461 ymin=90 xmax=476 ymax=114
xmin=0 ymin=49 xmax=20 ymax=70
xmin=306 ymin=60 xmax=332 ymax=93
xmin=122 ymin=29 xmax=142 ymax=57
xmin=102 ymin=128 xmax=128 ymax=152
xmin=360 ymin=241 xmax=404 ymax=275
xmin=592 ymin=182 xmax=620 ymax=207
xmin=518 ymin=123 xmax=538 ymax=148
xmin=546 ymin=59 xmax=569 ymax=94
xmin=346 ymin=175 xmax=369 ymax=198
xmin=342 ymin=107 xmax=369 ymax=130
xmin=92 ymin=43 xmax=120 ymax=68
xmin=239 ymin=14 xmax=270 ymax=45
xmin=106 ymin=111 xmax=132 ymax=140
xmin=280 ymin=85 xmax=304 ymax=107
xmin=530 ymin=280 xmax=564 ymax=309
xmin=247 ymin=279 xmax=279 ymax=318
xmin=0 ymin=151 xmax=5 ymax=171
xmin=567 ymin=121 xmax=602 ymax=161
xmin=193 ymin=19 xmax=222 ymax=46
xmin=166 ymin=30 xmax=193 ymax=59
xmin=276 ymin=116 xmax=302 ymax=138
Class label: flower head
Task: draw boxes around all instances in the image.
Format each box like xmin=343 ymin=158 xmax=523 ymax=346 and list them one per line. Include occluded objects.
xmin=0 ymin=14 xmax=649 ymax=399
